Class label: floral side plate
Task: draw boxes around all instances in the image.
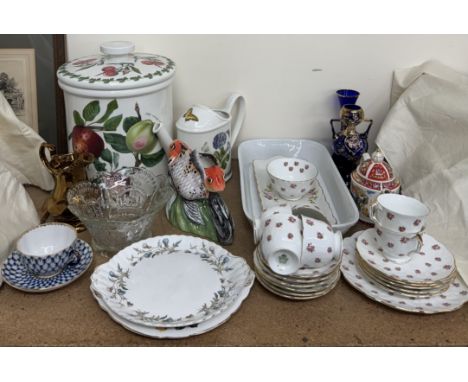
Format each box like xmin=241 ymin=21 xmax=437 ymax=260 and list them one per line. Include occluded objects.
xmin=91 ymin=235 xmax=254 ymax=328
xmin=341 ymin=232 xmax=468 ymax=314
xmin=253 ymin=158 xmax=338 ymax=225
xmin=1 ymin=239 xmax=93 ymax=293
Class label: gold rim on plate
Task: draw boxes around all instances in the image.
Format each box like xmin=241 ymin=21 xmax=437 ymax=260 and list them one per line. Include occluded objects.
xmin=356 ymin=255 xmax=450 ymax=298
xmin=356 ymin=253 xmax=452 ymax=290
xmin=355 ymin=247 xmax=456 ymax=288
xmin=254 ymin=255 xmax=340 ymax=293
xmin=253 ymin=248 xmax=339 ymax=286
xmin=255 ymin=270 xmax=340 ymax=300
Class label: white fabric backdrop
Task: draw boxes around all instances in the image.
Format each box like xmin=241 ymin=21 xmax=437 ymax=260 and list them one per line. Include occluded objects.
xmin=376 ymin=61 xmax=468 ymax=284
xmin=0 ymin=93 xmax=53 ymax=279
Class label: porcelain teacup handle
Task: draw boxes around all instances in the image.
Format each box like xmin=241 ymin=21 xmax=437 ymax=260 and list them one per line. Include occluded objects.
xmin=222 ymin=93 xmax=246 ymax=145
xmin=368 ymin=200 xmax=381 ymax=226
xmin=253 ymin=218 xmax=262 ymax=244
xmin=413 ymin=231 xmax=425 ymax=253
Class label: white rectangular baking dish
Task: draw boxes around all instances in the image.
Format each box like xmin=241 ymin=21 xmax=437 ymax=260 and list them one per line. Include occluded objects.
xmin=238 ymin=139 xmax=359 ymax=233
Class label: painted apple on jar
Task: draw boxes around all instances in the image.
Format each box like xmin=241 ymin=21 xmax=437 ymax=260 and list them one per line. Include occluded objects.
xmin=70 ymin=99 xmax=164 ymax=172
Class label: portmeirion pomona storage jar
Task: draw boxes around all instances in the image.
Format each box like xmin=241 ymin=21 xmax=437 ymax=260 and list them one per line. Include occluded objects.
xmin=350 ymin=149 xmax=400 ymax=223
xmin=57 ymin=41 xmax=175 ymax=176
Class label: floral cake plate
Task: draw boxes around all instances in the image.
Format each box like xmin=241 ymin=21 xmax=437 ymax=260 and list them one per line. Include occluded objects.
xmin=1 ymin=239 xmax=93 ymax=293
xmin=341 ymin=232 xmax=468 ymax=314
xmin=253 ymin=158 xmax=337 ymax=225
xmin=91 ymin=235 xmax=254 ymax=328
xmin=90 ymin=278 xmax=253 ymax=339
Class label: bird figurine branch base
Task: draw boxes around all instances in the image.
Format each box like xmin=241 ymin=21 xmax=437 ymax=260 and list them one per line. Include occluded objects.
xmin=153 ymin=121 xmax=234 ymax=245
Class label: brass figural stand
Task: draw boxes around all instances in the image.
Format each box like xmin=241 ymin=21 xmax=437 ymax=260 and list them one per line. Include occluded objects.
xmin=39 ymin=143 xmax=94 ymax=231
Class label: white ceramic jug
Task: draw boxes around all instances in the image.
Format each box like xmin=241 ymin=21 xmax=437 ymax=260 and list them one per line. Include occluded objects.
xmin=175 ymin=93 xmax=246 ymax=180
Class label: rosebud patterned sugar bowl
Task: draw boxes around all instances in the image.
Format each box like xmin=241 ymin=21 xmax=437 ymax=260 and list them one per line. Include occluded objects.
xmin=350 ymin=149 xmax=400 ymax=223
xmin=267 ymin=157 xmax=318 ymax=201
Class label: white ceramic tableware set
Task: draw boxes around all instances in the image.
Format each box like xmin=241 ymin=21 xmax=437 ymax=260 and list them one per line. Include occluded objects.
xmin=254 ymin=206 xmax=342 ymax=300
xmin=90 ymin=235 xmax=255 ymax=338
xmin=340 ymin=194 xmax=468 ymax=313
xmin=1 ymin=223 xmax=93 ymax=293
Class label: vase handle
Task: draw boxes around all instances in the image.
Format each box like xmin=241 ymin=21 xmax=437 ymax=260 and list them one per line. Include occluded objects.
xmin=360 ymin=119 xmax=373 ymax=138
xmin=330 ymin=119 xmax=341 ymax=139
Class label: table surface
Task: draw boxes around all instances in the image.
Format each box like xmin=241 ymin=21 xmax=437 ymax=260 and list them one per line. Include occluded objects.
xmin=1 ymin=160 xmax=467 ymax=346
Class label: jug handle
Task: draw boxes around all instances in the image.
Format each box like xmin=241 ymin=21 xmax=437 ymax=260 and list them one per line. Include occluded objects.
xmin=222 ymin=93 xmax=246 ymax=145
xmin=39 ymin=143 xmax=56 ymax=173
xmin=330 ymin=119 xmax=341 ymax=139
xmin=360 ymin=119 xmax=373 ymax=138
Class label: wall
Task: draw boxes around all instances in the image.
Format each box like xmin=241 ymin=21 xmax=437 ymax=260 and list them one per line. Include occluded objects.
xmin=67 ymin=35 xmax=468 ymax=154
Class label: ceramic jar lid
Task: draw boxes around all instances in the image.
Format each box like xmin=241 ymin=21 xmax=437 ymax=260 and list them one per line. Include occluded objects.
xmin=351 ymin=149 xmax=400 ymax=192
xmin=57 ymin=41 xmax=176 ymax=91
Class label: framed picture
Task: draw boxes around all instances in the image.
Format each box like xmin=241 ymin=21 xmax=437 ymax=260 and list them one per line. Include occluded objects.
xmin=0 ymin=35 xmax=67 ymax=152
xmin=0 ymin=48 xmax=38 ymax=131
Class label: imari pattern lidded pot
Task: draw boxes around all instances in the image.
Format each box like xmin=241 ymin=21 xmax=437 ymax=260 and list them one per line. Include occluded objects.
xmin=350 ymin=149 xmax=400 ymax=223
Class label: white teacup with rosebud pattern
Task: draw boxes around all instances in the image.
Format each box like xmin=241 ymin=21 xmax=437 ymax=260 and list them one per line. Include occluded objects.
xmin=267 ymin=157 xmax=318 ymax=201
xmin=301 ymin=216 xmax=342 ymax=268
xmin=369 ymin=194 xmax=429 ymax=235
xmin=260 ymin=211 xmax=302 ymax=275
xmin=253 ymin=205 xmax=293 ymax=244
xmin=374 ymin=221 xmax=423 ymax=263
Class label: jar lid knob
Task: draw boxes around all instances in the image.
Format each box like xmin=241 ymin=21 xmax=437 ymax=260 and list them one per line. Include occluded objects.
xmin=100 ymin=41 xmax=135 ymax=56
xmin=371 ymin=148 xmax=385 ymax=163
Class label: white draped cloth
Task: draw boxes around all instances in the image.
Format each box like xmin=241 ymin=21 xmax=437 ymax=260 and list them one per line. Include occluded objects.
xmin=376 ymin=61 xmax=468 ymax=284
xmin=0 ymin=92 xmax=53 ymax=284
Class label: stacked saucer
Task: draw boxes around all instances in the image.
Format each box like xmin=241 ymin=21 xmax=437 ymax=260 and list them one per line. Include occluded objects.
xmin=341 ymin=194 xmax=468 ymax=313
xmin=355 ymin=228 xmax=456 ymax=298
xmin=341 ymin=232 xmax=468 ymax=314
xmin=253 ymin=247 xmax=341 ymax=300
xmin=90 ymin=235 xmax=255 ymax=339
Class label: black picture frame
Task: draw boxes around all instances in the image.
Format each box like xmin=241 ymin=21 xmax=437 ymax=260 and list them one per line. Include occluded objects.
xmin=0 ymin=34 xmax=67 ymax=152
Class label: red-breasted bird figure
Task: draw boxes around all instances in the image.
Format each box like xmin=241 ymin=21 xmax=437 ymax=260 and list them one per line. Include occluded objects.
xmin=167 ymin=140 xmax=225 ymax=199
xmin=167 ymin=139 xmax=233 ymax=244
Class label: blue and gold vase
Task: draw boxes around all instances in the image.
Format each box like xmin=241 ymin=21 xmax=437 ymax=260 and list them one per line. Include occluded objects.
xmin=330 ymin=104 xmax=372 ymax=186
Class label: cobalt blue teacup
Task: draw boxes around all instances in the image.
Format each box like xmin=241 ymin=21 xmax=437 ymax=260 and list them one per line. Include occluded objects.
xmin=16 ymin=223 xmax=80 ymax=278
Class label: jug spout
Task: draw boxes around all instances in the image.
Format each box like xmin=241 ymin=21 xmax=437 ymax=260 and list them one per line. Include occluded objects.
xmin=152 ymin=119 xmax=173 ymax=154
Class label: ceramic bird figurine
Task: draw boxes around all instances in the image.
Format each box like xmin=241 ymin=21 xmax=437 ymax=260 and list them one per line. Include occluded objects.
xmin=157 ymin=127 xmax=234 ymax=244
xmin=167 ymin=140 xmax=225 ymax=200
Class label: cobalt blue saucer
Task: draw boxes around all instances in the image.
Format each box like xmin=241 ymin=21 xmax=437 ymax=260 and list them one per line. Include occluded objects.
xmin=1 ymin=239 xmax=93 ymax=293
